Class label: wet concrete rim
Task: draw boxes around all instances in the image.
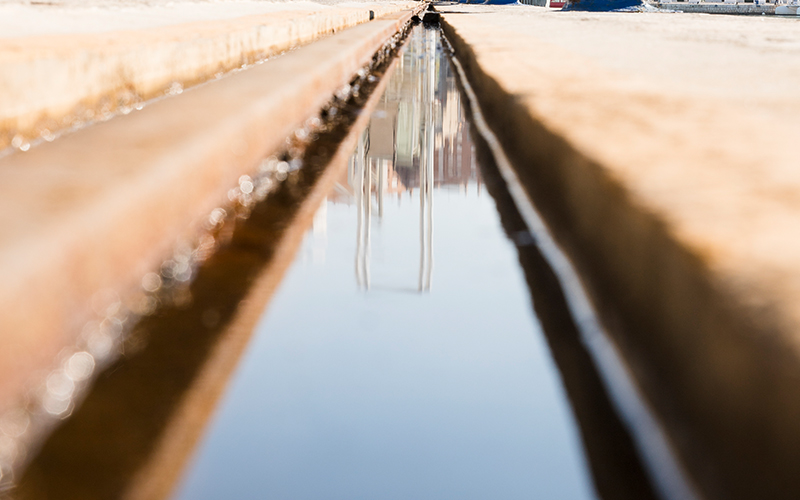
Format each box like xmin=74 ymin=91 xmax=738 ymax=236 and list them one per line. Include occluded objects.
xmin=0 ymin=5 xmax=423 ymax=491
xmin=437 ymin=20 xmax=700 ymax=500
xmin=6 ymin=19 xmax=416 ymax=500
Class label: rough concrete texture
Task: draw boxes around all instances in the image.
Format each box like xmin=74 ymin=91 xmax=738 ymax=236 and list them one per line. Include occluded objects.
xmin=12 ymin=58 xmax=400 ymax=500
xmin=0 ymin=5 xmax=416 ymax=443
xmin=439 ymin=5 xmax=800 ymax=499
xmin=0 ymin=0 xmax=417 ymax=148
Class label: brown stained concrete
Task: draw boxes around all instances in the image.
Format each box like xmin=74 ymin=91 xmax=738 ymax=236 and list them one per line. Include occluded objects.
xmin=0 ymin=6 xmax=418 ymax=440
xmin=14 ymin=55 xmax=400 ymax=500
xmin=123 ymin=61 xmax=397 ymax=500
xmin=439 ymin=5 xmax=800 ymax=500
xmin=0 ymin=0 xmax=418 ymax=149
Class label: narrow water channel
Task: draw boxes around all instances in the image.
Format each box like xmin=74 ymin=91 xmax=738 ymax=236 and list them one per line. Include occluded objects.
xmin=172 ymin=25 xmax=609 ymax=500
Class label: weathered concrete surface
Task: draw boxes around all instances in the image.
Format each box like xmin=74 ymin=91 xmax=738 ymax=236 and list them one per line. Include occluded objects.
xmin=439 ymin=5 xmax=800 ymax=500
xmin=0 ymin=0 xmax=396 ymax=37
xmin=12 ymin=56 xmax=400 ymax=500
xmin=0 ymin=5 xmax=417 ymax=444
xmin=0 ymin=0 xmax=417 ymax=149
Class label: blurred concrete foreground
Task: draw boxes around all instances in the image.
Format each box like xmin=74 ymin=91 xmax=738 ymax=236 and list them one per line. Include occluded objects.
xmin=3 ymin=1 xmax=800 ymax=499
xmin=0 ymin=0 xmax=417 ymax=477
xmin=0 ymin=0 xmax=413 ymax=149
xmin=437 ymin=5 xmax=800 ymax=500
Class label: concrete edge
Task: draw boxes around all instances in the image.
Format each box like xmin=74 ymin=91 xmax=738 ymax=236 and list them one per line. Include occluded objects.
xmin=0 ymin=5 xmax=422 ymax=437
xmin=440 ymin=12 xmax=800 ymax=500
xmin=119 ymin=56 xmax=401 ymax=500
xmin=0 ymin=2 xmax=417 ymax=151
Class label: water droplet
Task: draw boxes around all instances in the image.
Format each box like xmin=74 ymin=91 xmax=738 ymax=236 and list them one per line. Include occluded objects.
xmin=255 ymin=181 xmax=272 ymax=200
xmin=336 ymin=84 xmax=352 ymax=100
xmin=161 ymin=260 xmax=176 ymax=279
xmin=259 ymin=157 xmax=278 ymax=173
xmin=174 ymin=264 xmax=192 ymax=283
xmin=142 ymin=272 xmax=162 ymax=292
xmin=46 ymin=371 xmax=75 ymax=399
xmin=0 ymin=409 xmax=29 ymax=438
xmin=167 ymin=82 xmax=183 ymax=95
xmin=208 ymin=208 xmax=227 ymax=227
xmin=42 ymin=394 xmax=71 ymax=416
xmin=87 ymin=330 xmax=113 ymax=358
xmin=174 ymin=250 xmax=191 ymax=264
xmin=100 ymin=317 xmax=124 ymax=338
xmin=66 ymin=352 xmax=95 ymax=381
xmin=306 ymin=117 xmax=322 ymax=129
xmin=195 ymin=234 xmax=217 ymax=261
xmin=294 ymin=128 xmax=309 ymax=141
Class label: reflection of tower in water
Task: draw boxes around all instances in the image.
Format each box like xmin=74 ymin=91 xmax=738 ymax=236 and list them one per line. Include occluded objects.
xmin=418 ymin=28 xmax=435 ymax=293
xmin=347 ymin=27 xmax=479 ymax=293
xmin=354 ymin=131 xmax=371 ymax=290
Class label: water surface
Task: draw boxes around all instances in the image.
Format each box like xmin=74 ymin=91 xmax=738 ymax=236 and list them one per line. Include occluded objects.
xmin=173 ymin=26 xmax=598 ymax=500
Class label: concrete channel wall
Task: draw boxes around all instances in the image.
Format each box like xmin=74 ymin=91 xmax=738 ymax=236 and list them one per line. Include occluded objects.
xmin=0 ymin=1 xmax=416 ymax=150
xmin=0 ymin=3 xmax=423 ymax=478
xmin=439 ymin=5 xmax=800 ymax=500
xmin=4 ymin=2 xmax=799 ymax=498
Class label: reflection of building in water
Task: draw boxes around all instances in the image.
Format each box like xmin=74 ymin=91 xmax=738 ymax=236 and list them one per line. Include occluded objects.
xmin=325 ymin=28 xmax=479 ymax=292
xmin=329 ymin=27 xmax=480 ymax=207
xmin=301 ymin=196 xmax=327 ymax=265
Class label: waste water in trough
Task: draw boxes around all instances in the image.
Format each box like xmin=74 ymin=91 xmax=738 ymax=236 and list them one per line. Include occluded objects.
xmin=172 ymin=24 xmax=657 ymax=500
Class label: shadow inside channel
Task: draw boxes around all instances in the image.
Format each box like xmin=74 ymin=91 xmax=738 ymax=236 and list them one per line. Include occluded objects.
xmin=466 ymin=92 xmax=659 ymax=500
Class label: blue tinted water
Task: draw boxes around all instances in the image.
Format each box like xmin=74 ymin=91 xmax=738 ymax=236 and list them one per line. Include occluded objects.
xmin=172 ymin=26 xmax=598 ymax=500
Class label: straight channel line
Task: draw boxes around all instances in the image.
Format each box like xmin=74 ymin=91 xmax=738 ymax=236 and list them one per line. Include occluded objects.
xmin=0 ymin=7 xmax=420 ymax=438
xmin=444 ymin=32 xmax=702 ymax=500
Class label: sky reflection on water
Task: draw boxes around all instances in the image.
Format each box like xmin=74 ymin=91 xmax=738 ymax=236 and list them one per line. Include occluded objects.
xmin=173 ymin=26 xmax=597 ymax=500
